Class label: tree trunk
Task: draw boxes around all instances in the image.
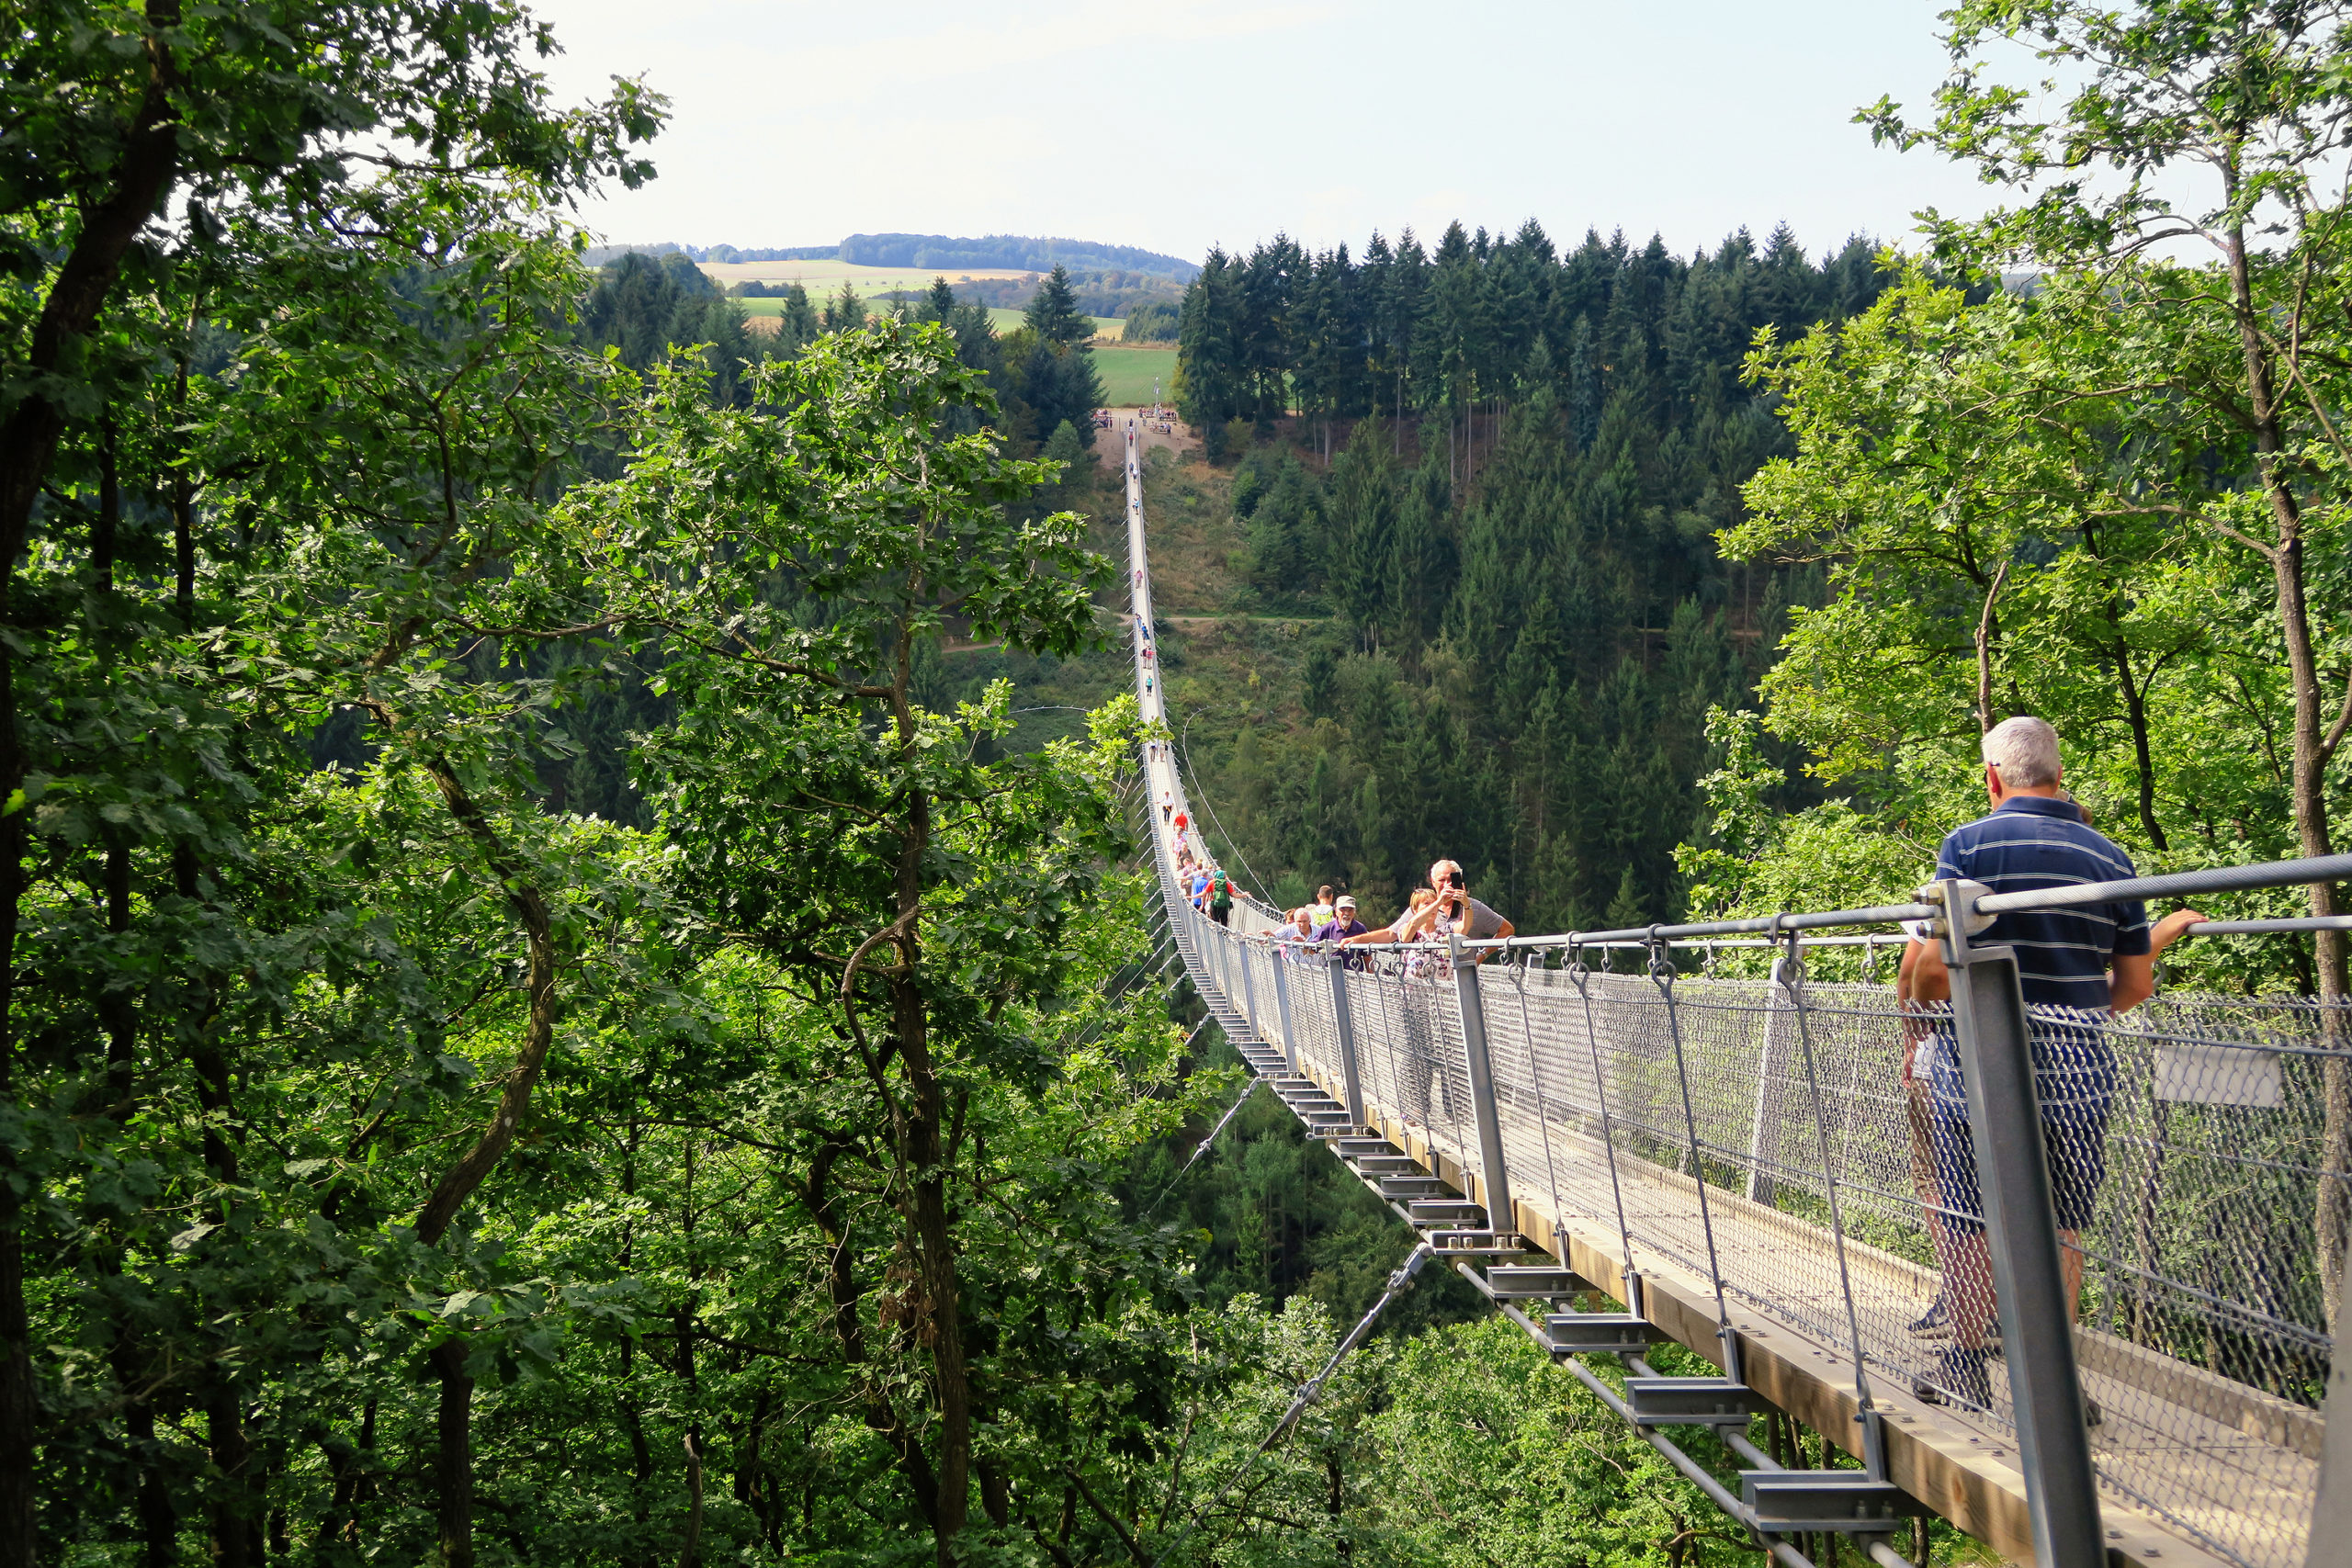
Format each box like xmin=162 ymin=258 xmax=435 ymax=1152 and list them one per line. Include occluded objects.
xmin=893 ymin=941 xmax=972 ymax=1566
xmin=209 ymin=1387 xmax=254 ymax=1568
xmin=0 ymin=17 xmax=184 ymax=1560
xmin=129 ymin=1397 xmax=175 ymax=1566
xmin=1973 ymin=561 xmax=2007 ymax=736
xmin=408 ymin=760 xmax=560 ymax=1564
xmin=2113 ymin=640 xmax=2169 ymax=852
xmin=432 ymin=1338 xmax=474 ymax=1568
xmin=676 ymin=1435 xmax=704 ymax=1568
xmin=881 ymin=638 xmax=971 ymax=1564
xmin=2224 ymin=220 xmax=2352 ymax=1329
xmin=806 ymin=1140 xmax=938 ymax=1523
xmin=0 ymin=648 xmax=28 ymax=1568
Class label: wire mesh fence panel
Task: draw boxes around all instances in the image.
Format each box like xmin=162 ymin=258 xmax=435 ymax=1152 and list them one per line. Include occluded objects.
xmin=1453 ymin=959 xmax=2335 ymax=1568
xmin=1238 ymin=941 xmax=1280 ymax=1052
xmin=1343 ymin=955 xmax=1487 ymax=1198
xmin=1136 ymin=777 xmax=2328 ymax=1562
xmin=1286 ymin=953 xmax=1342 ymax=1090
xmin=1344 ymin=961 xmax=1410 ymax=1136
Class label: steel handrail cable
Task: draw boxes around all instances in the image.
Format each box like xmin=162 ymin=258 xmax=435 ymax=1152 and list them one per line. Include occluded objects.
xmin=1776 ymin=921 xmax=1883 ymax=1428
xmin=1566 ymin=942 xmax=1640 ymax=1280
xmin=1426 ymin=964 xmax=1477 ymax=1193
xmin=1508 ymin=953 xmax=1570 ymax=1253
xmin=1650 ymin=931 xmax=1741 ymax=1374
xmin=1374 ymin=956 xmax=1413 ymax=1125
xmin=1173 ymin=704 xmax=1274 ymax=918
xmin=1367 ymin=960 xmax=1406 ymax=1128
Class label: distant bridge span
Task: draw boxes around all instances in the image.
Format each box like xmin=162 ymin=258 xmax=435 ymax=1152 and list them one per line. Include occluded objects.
xmin=1120 ymin=425 xmax=2346 ymax=1568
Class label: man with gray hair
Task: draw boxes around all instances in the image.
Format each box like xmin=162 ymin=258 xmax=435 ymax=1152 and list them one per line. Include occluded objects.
xmin=1901 ymin=715 xmax=2203 ymax=1416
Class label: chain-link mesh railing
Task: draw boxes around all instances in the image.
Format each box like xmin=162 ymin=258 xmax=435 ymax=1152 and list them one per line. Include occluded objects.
xmin=1161 ymin=902 xmax=2336 ymax=1568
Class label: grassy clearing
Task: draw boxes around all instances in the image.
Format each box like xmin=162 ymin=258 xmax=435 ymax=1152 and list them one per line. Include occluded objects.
xmin=734 ymin=297 xmax=1121 ymax=340
xmin=941 ymin=449 xmax=1311 ymax=774
xmin=1093 ymin=345 xmax=1179 ymax=405
xmin=981 ymin=306 xmax=1123 ymax=337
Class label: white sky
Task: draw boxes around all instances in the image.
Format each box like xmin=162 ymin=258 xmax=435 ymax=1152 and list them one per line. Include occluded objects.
xmin=522 ymin=0 xmax=2005 ymax=265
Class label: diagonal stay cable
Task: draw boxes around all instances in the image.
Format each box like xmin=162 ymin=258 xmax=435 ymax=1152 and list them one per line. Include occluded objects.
xmin=1158 ymin=1241 xmax=1432 ymax=1561
xmin=1143 ymin=1072 xmax=1263 ymax=1220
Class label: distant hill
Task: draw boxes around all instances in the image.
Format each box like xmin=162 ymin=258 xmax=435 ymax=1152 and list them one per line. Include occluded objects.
xmin=840 ymin=233 xmax=1197 ymax=281
xmin=580 ymin=242 xmax=834 ymax=266
xmin=583 ymin=235 xmax=1199 ymax=281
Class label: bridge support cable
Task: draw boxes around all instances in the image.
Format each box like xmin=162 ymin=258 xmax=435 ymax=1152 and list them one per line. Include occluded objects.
xmin=1780 ymin=931 xmax=1894 ymax=1486
xmin=1144 ymin=1077 xmax=1265 ymax=1221
xmin=1651 ymin=938 xmax=1748 ymax=1394
xmin=1116 ymin=419 xmax=2343 ymax=1568
xmin=1159 ymin=1242 xmax=1436 ymax=1561
xmin=1566 ymin=944 xmax=1644 ymax=1302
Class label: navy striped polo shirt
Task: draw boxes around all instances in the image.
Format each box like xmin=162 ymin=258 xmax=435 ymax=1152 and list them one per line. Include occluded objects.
xmin=1934 ymin=795 xmax=2151 ymax=1010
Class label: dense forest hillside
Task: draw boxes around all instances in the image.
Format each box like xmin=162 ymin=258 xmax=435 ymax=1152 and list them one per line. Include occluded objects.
xmin=1135 ymin=222 xmax=1887 ymax=931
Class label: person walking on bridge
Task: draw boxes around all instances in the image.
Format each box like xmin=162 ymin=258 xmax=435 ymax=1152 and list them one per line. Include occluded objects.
xmin=1276 ymin=905 xmax=1316 ymax=959
xmin=1344 ymin=865 xmax=1512 ymax=1126
xmin=1902 ymin=716 xmax=2202 ymax=1416
xmin=1204 ymin=866 xmax=1238 ymax=927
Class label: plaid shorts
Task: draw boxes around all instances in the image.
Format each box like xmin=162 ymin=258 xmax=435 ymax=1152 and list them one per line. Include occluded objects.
xmin=1926 ymin=1024 xmax=2115 ymax=1235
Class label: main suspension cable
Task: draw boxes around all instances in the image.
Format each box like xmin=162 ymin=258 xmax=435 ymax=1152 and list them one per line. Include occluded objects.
xmin=1175 ymin=705 xmax=1272 ymax=905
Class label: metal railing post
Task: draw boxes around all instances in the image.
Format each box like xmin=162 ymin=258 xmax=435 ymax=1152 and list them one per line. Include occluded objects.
xmin=1448 ymin=935 xmax=1514 ymax=1228
xmin=1937 ymin=877 xmax=2104 ymax=1565
xmin=1325 ymin=952 xmax=1366 ymax=1126
xmin=1270 ymin=948 xmax=1299 ymax=1072
xmin=1742 ymin=973 xmax=1790 ymax=1206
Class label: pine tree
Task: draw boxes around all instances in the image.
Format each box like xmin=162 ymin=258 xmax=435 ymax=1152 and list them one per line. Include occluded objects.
xmin=780 ymin=282 xmax=819 ymax=348
xmin=1176 ymin=249 xmax=1247 ymax=456
xmin=1023 ymin=263 xmax=1093 ymax=347
xmin=1605 ymin=864 xmax=1646 ymax=931
xmin=1328 ymin=425 xmax=1398 ymax=645
xmin=822 ymin=278 xmax=866 ymax=333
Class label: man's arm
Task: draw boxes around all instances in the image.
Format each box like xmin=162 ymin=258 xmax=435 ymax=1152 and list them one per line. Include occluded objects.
xmin=1469 ymin=916 xmax=1515 ymax=964
xmin=1897 ymin=938 xmax=1950 ymax=1073
xmin=2110 ymin=908 xmax=2206 ymax=1014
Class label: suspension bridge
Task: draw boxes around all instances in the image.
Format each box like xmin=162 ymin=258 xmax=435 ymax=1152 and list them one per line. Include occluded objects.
xmin=1118 ymin=425 xmax=2350 ymax=1568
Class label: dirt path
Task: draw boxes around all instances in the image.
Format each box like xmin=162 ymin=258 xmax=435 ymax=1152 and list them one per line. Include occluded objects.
xmin=1095 ymin=407 xmax=1199 ymax=468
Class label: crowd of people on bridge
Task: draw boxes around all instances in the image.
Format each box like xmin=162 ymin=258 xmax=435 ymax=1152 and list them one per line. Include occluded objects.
xmin=1260 ymin=863 xmax=1515 ymax=976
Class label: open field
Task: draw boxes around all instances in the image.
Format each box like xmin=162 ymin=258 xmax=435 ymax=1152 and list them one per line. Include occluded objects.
xmin=698 ymin=258 xmax=1032 ymax=292
xmin=1092 ymin=345 xmax=1179 ymax=404
xmin=736 ymin=296 xmax=1126 ymax=341
xmin=982 ymin=305 xmax=1124 ymax=337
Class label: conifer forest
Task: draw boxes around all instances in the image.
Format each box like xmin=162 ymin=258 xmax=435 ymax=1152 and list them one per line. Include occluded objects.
xmin=11 ymin=3 xmax=2352 ymax=1567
